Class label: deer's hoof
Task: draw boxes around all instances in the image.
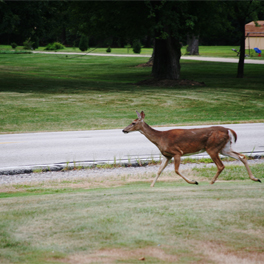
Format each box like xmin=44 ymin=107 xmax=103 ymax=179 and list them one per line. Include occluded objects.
xmin=194 ymin=181 xmax=198 ymax=185
xmin=257 ymin=179 xmax=262 ymax=183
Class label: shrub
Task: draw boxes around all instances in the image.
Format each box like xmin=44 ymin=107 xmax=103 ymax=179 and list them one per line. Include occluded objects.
xmin=133 ymin=40 xmax=141 ymax=54
xmin=106 ymin=46 xmax=111 ymax=53
xmin=44 ymin=42 xmax=65 ymax=51
xmin=125 ymin=44 xmax=131 ymax=53
xmin=32 ymin=37 xmax=39 ymax=50
xmin=11 ymin=42 xmax=18 ymax=49
xmin=79 ymin=35 xmax=89 ymax=51
xmin=53 ymin=42 xmax=65 ymax=50
xmin=44 ymin=43 xmax=53 ymax=50
xmin=23 ymin=39 xmax=34 ymax=50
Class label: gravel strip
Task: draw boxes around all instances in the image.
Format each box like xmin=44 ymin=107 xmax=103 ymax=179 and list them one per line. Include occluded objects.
xmin=0 ymin=159 xmax=263 ymax=186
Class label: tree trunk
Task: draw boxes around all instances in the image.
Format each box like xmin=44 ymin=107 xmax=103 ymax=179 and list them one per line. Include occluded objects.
xmin=187 ymin=34 xmax=199 ymax=55
xmin=147 ymin=43 xmax=155 ymax=65
xmin=152 ymin=36 xmax=181 ymax=80
xmin=237 ymin=21 xmax=246 ymax=78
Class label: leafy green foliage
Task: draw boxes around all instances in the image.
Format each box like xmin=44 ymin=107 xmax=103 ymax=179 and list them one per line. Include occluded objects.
xmin=0 ymin=1 xmax=69 ymax=46
xmin=79 ymin=35 xmax=89 ymax=51
xmin=106 ymin=46 xmax=111 ymax=53
xmin=133 ymin=40 xmax=141 ymax=54
xmin=32 ymin=36 xmax=39 ymax=50
xmin=44 ymin=42 xmax=65 ymax=51
xmin=23 ymin=38 xmax=34 ymax=50
xmin=10 ymin=42 xmax=17 ymax=49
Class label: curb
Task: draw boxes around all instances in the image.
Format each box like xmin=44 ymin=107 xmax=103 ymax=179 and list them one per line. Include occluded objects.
xmin=1 ymin=153 xmax=263 ymax=176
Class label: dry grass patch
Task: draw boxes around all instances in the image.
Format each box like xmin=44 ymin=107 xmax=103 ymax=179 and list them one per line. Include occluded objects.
xmin=63 ymin=247 xmax=179 ymax=264
xmin=0 ymin=166 xmax=205 ymax=193
xmin=196 ymin=241 xmax=264 ymax=264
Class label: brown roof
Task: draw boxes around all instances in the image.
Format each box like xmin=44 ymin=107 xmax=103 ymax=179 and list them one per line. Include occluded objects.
xmin=245 ymin=21 xmax=264 ymax=37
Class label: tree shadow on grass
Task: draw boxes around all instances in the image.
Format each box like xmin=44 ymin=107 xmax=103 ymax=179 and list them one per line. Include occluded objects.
xmin=0 ymin=73 xmax=208 ymax=94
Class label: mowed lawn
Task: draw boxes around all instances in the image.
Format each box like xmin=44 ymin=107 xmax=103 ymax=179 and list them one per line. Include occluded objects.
xmin=0 ymin=163 xmax=264 ymax=264
xmin=0 ymin=50 xmax=264 ymax=264
xmin=0 ymin=52 xmax=264 ymax=133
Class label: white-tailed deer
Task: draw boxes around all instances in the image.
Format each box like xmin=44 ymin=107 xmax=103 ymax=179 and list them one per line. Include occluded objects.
xmin=122 ymin=111 xmax=261 ymax=187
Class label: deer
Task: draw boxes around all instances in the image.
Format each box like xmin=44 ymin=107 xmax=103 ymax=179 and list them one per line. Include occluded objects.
xmin=122 ymin=111 xmax=261 ymax=187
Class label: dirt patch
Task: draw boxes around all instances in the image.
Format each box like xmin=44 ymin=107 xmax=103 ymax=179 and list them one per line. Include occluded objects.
xmin=136 ymin=61 xmax=153 ymax=68
xmin=62 ymin=247 xmax=178 ymax=264
xmin=196 ymin=241 xmax=264 ymax=264
xmin=135 ymin=78 xmax=205 ymax=87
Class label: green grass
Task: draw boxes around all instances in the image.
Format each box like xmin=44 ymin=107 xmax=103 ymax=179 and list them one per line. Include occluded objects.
xmin=0 ymin=52 xmax=263 ymax=133
xmin=0 ymin=164 xmax=263 ymax=264
xmin=198 ymin=46 xmax=241 ymax=57
xmin=197 ymin=46 xmax=263 ymax=58
xmin=194 ymin=163 xmax=264 ymax=181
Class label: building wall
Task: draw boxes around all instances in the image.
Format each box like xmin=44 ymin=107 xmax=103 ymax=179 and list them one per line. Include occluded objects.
xmin=245 ymin=37 xmax=264 ymax=50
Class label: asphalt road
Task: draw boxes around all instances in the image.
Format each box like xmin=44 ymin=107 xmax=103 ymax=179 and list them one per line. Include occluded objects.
xmin=1 ymin=123 xmax=263 ymax=174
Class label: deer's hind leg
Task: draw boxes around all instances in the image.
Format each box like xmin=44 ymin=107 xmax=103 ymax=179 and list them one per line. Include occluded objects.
xmin=206 ymin=150 xmax=225 ymax=184
xmin=174 ymin=154 xmax=198 ymax=185
xmin=221 ymin=145 xmax=261 ymax=183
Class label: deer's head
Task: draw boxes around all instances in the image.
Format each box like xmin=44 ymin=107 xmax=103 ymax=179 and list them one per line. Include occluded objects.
xmin=122 ymin=111 xmax=145 ymax=134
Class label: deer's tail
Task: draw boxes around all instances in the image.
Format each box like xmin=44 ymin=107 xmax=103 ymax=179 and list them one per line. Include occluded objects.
xmin=228 ymin=129 xmax=237 ymax=143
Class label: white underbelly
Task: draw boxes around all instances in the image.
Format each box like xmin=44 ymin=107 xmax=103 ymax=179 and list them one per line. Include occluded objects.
xmin=182 ymin=149 xmax=206 ymax=156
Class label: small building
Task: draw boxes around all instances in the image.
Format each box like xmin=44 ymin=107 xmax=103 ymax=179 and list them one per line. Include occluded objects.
xmin=245 ymin=21 xmax=264 ymax=51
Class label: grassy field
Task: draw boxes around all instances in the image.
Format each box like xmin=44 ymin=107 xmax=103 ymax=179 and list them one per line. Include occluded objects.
xmin=0 ymin=164 xmax=264 ymax=264
xmin=0 ymin=52 xmax=264 ymax=133
xmin=1 ymin=46 xmax=264 ymax=263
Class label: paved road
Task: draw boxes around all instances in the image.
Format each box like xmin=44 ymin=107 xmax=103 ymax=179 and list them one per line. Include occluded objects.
xmin=1 ymin=123 xmax=263 ymax=174
xmin=33 ymin=51 xmax=264 ymax=64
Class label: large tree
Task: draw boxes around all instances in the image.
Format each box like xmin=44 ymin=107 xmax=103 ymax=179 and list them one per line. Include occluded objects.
xmin=148 ymin=1 xmax=187 ymax=79
xmin=70 ymin=1 xmax=203 ymax=80
xmin=70 ymin=1 xmax=236 ymax=80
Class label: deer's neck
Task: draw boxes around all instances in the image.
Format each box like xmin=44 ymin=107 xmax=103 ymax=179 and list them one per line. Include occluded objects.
xmin=139 ymin=122 xmax=162 ymax=147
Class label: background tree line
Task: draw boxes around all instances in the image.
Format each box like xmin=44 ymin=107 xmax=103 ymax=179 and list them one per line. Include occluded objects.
xmin=2 ymin=1 xmax=263 ymax=48
xmin=1 ymin=0 xmax=263 ymax=79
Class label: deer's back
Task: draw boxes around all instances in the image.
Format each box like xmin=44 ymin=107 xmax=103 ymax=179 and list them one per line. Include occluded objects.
xmin=160 ymin=126 xmax=231 ymax=156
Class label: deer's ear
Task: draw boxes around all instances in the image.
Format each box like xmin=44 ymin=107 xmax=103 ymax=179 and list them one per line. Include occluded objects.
xmin=140 ymin=111 xmax=145 ymax=120
xmin=136 ymin=110 xmax=141 ymax=119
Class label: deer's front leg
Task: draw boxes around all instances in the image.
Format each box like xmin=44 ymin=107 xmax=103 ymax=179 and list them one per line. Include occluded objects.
xmin=174 ymin=154 xmax=198 ymax=185
xmin=150 ymin=156 xmax=171 ymax=187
